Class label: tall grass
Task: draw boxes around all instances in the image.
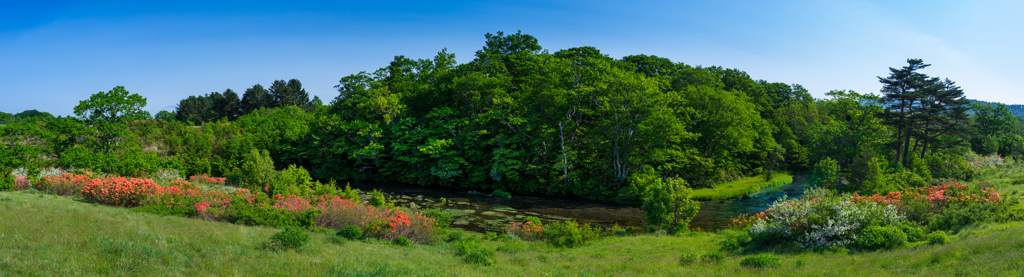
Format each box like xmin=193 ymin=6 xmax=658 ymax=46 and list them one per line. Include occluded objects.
xmin=692 ymin=174 xmax=794 ymax=200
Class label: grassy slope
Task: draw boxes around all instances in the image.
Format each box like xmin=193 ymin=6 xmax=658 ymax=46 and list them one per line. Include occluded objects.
xmin=691 ymin=173 xmax=794 ymax=200
xmin=2 ymin=190 xmax=1023 ymax=276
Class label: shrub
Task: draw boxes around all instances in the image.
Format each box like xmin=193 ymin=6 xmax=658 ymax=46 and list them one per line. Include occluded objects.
xmin=148 ymin=168 xmax=183 ymax=184
xmin=701 ymin=252 xmax=725 ymax=264
xmin=450 ymin=238 xmax=494 ymax=266
xmin=341 ymin=183 xmax=359 ymax=201
xmin=189 ymin=173 xmax=226 ymax=185
xmin=543 ymin=220 xmax=600 ymax=248
xmin=678 ymin=253 xmax=699 ymax=266
xmin=925 ymin=231 xmax=948 ymax=245
xmin=896 ymin=222 xmax=925 ymax=242
xmin=740 ymin=254 xmax=781 ymax=268
xmin=639 ymin=175 xmax=699 ymax=234
xmin=855 ymin=225 xmax=907 ymax=250
xmin=313 ymin=196 xmax=437 ymax=244
xmin=80 ymin=176 xmax=161 ymax=207
xmin=270 ymin=227 xmax=309 ymax=250
xmin=748 ymin=189 xmax=905 ymax=249
xmin=506 ymin=221 xmax=545 ymax=241
xmin=0 ymin=171 xmax=14 ymax=191
xmin=369 ymin=190 xmax=394 ymax=208
xmin=393 ymin=235 xmax=411 ymax=246
xmin=421 ymin=208 xmax=453 ymax=229
xmin=718 ymin=229 xmax=751 ymax=251
xmin=491 ymin=189 xmax=511 ymax=199
xmin=35 ymin=172 xmax=94 ymax=196
xmin=337 ymin=225 xmax=363 ymax=240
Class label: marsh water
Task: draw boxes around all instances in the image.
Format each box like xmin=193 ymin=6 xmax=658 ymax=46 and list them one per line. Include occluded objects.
xmin=350 ymin=176 xmax=809 ymax=233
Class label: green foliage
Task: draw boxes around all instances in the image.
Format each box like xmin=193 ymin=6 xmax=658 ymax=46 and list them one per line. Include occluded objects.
xmin=269 ymin=227 xmax=309 ymax=251
xmin=896 ymin=222 xmax=925 ymax=243
xmin=239 ymin=149 xmax=277 ymax=191
xmin=678 ymin=252 xmax=699 ymax=266
xmin=701 ymin=252 xmax=725 ymax=264
xmin=448 ymin=235 xmax=495 ymax=266
xmin=718 ymin=229 xmax=751 ymax=251
xmin=925 ymin=231 xmax=948 ymax=245
xmin=0 ymin=171 xmax=14 ymax=191
xmin=810 ymin=157 xmax=841 ymax=188
xmin=421 ymin=208 xmax=453 ymax=229
xmin=638 ymin=172 xmax=699 ymax=233
xmin=341 ymin=183 xmax=360 ymax=200
xmin=393 ymin=235 xmax=411 ymax=246
xmin=523 ymin=216 xmax=542 ymax=226
xmin=491 ymin=189 xmax=511 ymax=199
xmin=542 ymin=220 xmax=601 ymax=248
xmin=337 ymin=225 xmax=363 ymax=240
xmin=740 ymin=254 xmax=781 ymax=268
xmin=368 ymin=190 xmax=394 ymax=209
xmin=855 ymin=225 xmax=907 ymax=250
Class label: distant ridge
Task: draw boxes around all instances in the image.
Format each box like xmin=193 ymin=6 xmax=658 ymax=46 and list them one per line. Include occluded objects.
xmin=969 ymin=99 xmax=1024 ymax=119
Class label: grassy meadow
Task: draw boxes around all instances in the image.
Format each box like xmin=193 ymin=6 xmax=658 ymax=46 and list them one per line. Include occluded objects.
xmin=2 ymin=186 xmax=1023 ymax=276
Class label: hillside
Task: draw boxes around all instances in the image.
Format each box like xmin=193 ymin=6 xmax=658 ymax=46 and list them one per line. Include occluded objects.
xmin=2 ymin=189 xmax=1023 ymax=276
xmin=970 ymin=99 xmax=1024 ymax=118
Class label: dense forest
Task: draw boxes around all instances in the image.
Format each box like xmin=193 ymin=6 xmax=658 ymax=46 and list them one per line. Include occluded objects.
xmin=3 ymin=31 xmax=1024 ymax=205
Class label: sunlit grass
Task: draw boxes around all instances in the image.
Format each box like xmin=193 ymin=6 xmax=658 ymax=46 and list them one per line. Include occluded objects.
xmin=691 ymin=173 xmax=794 ymax=200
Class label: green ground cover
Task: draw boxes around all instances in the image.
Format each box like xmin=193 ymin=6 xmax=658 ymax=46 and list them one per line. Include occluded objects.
xmin=3 ymin=189 xmax=1022 ymax=276
xmin=691 ymin=173 xmax=794 ymax=200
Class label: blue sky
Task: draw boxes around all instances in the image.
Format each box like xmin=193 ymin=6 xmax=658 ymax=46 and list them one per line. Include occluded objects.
xmin=2 ymin=0 xmax=1022 ymax=116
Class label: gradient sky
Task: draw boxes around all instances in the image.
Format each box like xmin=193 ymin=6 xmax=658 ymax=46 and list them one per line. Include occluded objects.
xmin=2 ymin=0 xmax=1022 ymax=116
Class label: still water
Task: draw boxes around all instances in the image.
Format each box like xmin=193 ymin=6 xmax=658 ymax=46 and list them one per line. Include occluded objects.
xmin=349 ymin=176 xmax=809 ymax=233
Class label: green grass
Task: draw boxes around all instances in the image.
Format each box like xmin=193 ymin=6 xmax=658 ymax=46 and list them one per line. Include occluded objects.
xmin=3 ymin=189 xmax=1023 ymax=276
xmin=691 ymin=173 xmax=794 ymax=200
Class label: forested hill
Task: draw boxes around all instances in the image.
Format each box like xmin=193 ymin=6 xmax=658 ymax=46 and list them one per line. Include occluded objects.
xmin=970 ymin=99 xmax=1024 ymax=119
xmin=3 ymin=32 xmax=1024 ymax=204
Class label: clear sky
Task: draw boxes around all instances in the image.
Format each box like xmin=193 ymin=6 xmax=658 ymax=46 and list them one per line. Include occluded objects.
xmin=2 ymin=0 xmax=1022 ymax=116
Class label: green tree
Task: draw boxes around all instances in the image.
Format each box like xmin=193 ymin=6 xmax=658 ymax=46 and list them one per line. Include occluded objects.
xmin=270 ymin=79 xmax=311 ymax=108
xmin=73 ymin=86 xmax=148 ymax=153
xmin=637 ymin=169 xmax=699 ymax=234
xmin=241 ymin=84 xmax=273 ymax=115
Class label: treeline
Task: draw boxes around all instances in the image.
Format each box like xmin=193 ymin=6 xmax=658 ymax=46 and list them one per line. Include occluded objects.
xmin=3 ymin=31 xmax=1024 ymax=204
xmin=0 ymin=110 xmax=54 ymax=125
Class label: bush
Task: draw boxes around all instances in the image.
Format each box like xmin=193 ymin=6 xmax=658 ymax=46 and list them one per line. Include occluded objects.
xmin=855 ymin=225 xmax=907 ymax=250
xmin=925 ymin=231 xmax=948 ymax=245
xmin=701 ymin=252 xmax=725 ymax=264
xmin=740 ymin=254 xmax=781 ymax=268
xmin=80 ymin=176 xmax=161 ymax=207
xmin=638 ymin=174 xmax=699 ymax=234
xmin=450 ymin=237 xmax=494 ymax=266
xmin=749 ymin=189 xmax=905 ymax=249
xmin=491 ymin=189 xmax=511 ymax=199
xmin=270 ymin=227 xmax=309 ymax=250
xmin=421 ymin=208 xmax=453 ymax=229
xmin=0 ymin=171 xmax=14 ymax=191
xmin=896 ymin=222 xmax=925 ymax=242
xmin=718 ymin=229 xmax=750 ymax=251
xmin=35 ymin=172 xmax=94 ymax=196
xmin=369 ymin=190 xmax=394 ymax=208
xmin=393 ymin=235 xmax=411 ymax=246
xmin=678 ymin=253 xmax=699 ymax=266
xmin=543 ymin=220 xmax=600 ymax=248
xmin=337 ymin=225 xmax=363 ymax=240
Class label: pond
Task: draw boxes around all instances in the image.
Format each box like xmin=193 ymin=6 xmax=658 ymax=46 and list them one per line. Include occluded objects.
xmin=349 ymin=176 xmax=809 ymax=233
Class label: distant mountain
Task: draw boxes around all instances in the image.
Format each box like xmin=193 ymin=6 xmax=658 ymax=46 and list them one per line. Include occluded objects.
xmin=968 ymin=99 xmax=1024 ymax=119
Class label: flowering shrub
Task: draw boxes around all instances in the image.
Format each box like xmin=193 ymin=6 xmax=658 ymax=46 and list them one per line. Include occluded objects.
xmin=189 ymin=173 xmax=226 ymax=185
xmin=81 ymin=177 xmax=161 ymax=207
xmin=272 ymin=194 xmax=313 ymax=212
xmin=14 ymin=177 xmax=31 ymax=191
xmin=851 ymin=181 xmax=1001 ymax=223
xmin=313 ymin=196 xmax=437 ymax=243
xmin=34 ymin=172 xmax=94 ymax=196
xmin=747 ymin=188 xmax=905 ymax=249
xmin=506 ymin=221 xmax=545 ymax=241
